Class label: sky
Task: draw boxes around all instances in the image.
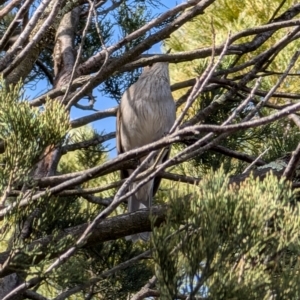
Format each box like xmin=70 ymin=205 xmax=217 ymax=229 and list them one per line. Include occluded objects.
xmin=68 ymin=0 xmax=179 ymax=158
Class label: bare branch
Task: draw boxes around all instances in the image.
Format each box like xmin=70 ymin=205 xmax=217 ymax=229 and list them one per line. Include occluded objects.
xmin=0 ymin=0 xmax=34 ymax=51
xmin=0 ymin=0 xmax=54 ymax=71
xmin=283 ymin=143 xmax=300 ymax=180
xmin=24 ymin=290 xmax=49 ymax=300
xmin=61 ymin=132 xmax=115 ymax=154
xmin=0 ymin=0 xmax=22 ymax=19
xmin=130 ymin=276 xmax=157 ymax=300
xmin=70 ymin=107 xmax=117 ymax=128
xmin=5 ymin=0 xmax=61 ymax=76
xmin=243 ymin=148 xmax=270 ymax=174
xmin=288 ymin=113 xmax=300 ymax=128
xmin=78 ymin=0 xmax=216 ymax=75
xmin=36 ymin=59 xmax=54 ymax=85
xmin=0 ymin=206 xmax=166 ymax=277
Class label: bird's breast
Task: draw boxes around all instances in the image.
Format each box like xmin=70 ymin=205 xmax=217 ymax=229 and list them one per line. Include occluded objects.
xmin=120 ymin=88 xmax=175 ymax=151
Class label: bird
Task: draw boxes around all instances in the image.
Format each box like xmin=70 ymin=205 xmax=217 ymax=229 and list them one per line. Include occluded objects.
xmin=116 ymin=61 xmax=176 ymax=242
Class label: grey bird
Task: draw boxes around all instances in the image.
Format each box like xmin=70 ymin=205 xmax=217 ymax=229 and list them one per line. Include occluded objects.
xmin=116 ymin=62 xmax=176 ymax=242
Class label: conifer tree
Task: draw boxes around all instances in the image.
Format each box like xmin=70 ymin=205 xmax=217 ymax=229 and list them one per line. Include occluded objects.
xmin=1 ymin=0 xmax=300 ymax=299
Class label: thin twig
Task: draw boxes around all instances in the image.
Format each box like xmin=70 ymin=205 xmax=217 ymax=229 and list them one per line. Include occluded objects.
xmin=283 ymin=143 xmax=300 ymax=180
xmin=130 ymin=276 xmax=157 ymax=300
xmin=243 ymin=50 xmax=300 ymax=122
xmin=243 ymin=148 xmax=270 ymax=174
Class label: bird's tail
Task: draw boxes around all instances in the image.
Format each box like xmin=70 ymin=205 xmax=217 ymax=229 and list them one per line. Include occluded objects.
xmin=126 ymin=179 xmax=153 ymax=242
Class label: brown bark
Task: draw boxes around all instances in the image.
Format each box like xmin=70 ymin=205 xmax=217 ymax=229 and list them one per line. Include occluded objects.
xmin=0 ymin=206 xmax=167 ymax=278
xmin=34 ymin=8 xmax=80 ymax=178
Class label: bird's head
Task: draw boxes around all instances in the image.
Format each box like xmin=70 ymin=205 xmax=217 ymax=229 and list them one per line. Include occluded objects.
xmin=142 ymin=61 xmax=169 ymax=79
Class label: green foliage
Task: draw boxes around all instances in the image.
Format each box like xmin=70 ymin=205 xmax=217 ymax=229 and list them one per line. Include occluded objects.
xmin=60 ymin=126 xmax=105 ymax=172
xmin=21 ymin=126 xmax=151 ymax=298
xmin=41 ymin=236 xmax=153 ymax=299
xmin=0 ymin=78 xmax=69 ymax=255
xmin=168 ymin=0 xmax=300 ymax=86
xmin=0 ymin=78 xmax=69 ymax=189
xmin=153 ymin=168 xmax=300 ymax=299
xmin=166 ymin=0 xmax=300 ymax=175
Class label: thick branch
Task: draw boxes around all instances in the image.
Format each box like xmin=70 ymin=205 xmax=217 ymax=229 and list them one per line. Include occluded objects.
xmin=0 ymin=206 xmax=167 ymax=278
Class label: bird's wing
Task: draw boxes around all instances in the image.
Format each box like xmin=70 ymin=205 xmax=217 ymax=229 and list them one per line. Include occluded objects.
xmin=116 ymin=106 xmax=123 ymax=155
xmin=152 ymin=147 xmax=170 ymax=197
xmin=116 ymin=105 xmax=129 ymax=180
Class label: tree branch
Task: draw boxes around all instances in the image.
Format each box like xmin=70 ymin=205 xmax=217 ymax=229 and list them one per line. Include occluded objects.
xmin=0 ymin=206 xmax=167 ymax=278
xmin=70 ymin=107 xmax=117 ymax=128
